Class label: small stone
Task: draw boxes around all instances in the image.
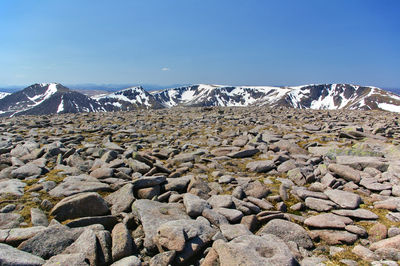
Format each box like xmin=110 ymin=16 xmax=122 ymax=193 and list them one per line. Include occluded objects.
xmin=369 ymin=223 xmax=387 ymax=242
xmin=31 ymin=208 xmax=49 ymax=227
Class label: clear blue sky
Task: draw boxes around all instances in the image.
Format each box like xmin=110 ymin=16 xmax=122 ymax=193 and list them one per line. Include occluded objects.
xmin=0 ymin=0 xmax=399 ymax=88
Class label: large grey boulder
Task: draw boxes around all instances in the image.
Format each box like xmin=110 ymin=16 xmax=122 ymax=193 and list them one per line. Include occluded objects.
xmin=212 ymin=234 xmax=298 ymax=266
xmin=132 ymin=199 xmax=190 ymax=250
xmin=258 ymin=219 xmax=314 ymax=249
xmin=50 ymin=192 xmax=110 ymax=221
xmin=18 ymin=225 xmax=83 ymax=259
xmin=0 ymin=243 xmax=45 ymax=266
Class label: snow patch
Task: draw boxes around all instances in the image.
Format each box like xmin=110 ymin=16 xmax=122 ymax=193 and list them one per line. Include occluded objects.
xmin=378 ymin=103 xmax=400 ymax=112
xmin=57 ymin=96 xmax=64 ymax=113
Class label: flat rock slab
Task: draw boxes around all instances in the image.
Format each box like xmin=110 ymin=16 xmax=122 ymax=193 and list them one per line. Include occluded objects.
xmin=328 ymin=163 xmax=361 ymax=183
xmin=336 ymin=156 xmax=388 ymax=172
xmin=246 ymin=160 xmax=275 ymax=173
xmin=258 ymin=219 xmax=314 ymax=249
xmin=49 ymin=180 xmax=111 ymax=197
xmin=304 ymin=213 xmax=353 ymax=229
xmin=227 ymin=148 xmax=259 ymax=158
xmin=213 ymin=234 xmax=298 ymax=266
xmin=332 ymin=209 xmax=379 ymax=220
xmin=0 ymin=226 xmax=46 ymax=246
xmin=311 ymin=230 xmax=358 ymax=245
xmin=0 ymin=179 xmax=26 ymax=197
xmin=132 ymin=199 xmax=190 ymax=249
xmin=305 ymin=197 xmax=338 ymax=211
xmin=211 ymin=147 xmax=241 ymax=157
xmin=0 ymin=243 xmax=45 ymax=266
xmin=324 ymin=189 xmax=361 ymax=209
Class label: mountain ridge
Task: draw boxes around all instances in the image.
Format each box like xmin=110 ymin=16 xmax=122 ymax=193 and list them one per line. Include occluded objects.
xmin=1 ymin=83 xmax=400 ymax=117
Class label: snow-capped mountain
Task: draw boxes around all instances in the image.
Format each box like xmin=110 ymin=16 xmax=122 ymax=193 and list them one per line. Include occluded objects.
xmin=152 ymin=84 xmax=290 ymax=107
xmin=95 ymin=86 xmax=164 ymax=111
xmin=0 ymin=83 xmax=104 ymax=117
xmin=151 ymin=83 xmax=400 ymax=112
xmin=1 ymin=83 xmax=399 ymax=117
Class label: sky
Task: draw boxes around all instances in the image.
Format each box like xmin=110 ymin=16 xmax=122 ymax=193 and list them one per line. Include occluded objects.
xmin=0 ymin=0 xmax=399 ymax=88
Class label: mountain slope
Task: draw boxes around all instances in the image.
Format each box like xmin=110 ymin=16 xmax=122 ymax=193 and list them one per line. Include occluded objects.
xmin=282 ymin=84 xmax=400 ymax=111
xmin=0 ymin=92 xmax=11 ymax=100
xmin=95 ymin=86 xmax=164 ymax=111
xmin=152 ymin=84 xmax=290 ymax=107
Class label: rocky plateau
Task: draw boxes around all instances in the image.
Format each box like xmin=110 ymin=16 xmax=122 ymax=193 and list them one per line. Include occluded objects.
xmin=0 ymin=106 xmax=400 ymax=265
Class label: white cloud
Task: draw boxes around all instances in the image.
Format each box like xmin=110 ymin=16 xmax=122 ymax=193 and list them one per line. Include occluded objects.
xmin=161 ymin=67 xmax=170 ymax=71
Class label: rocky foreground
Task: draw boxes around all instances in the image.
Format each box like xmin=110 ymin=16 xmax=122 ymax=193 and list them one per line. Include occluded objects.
xmin=0 ymin=107 xmax=399 ymax=265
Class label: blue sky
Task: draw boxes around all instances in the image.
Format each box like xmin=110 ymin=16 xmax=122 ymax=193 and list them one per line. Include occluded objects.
xmin=0 ymin=0 xmax=399 ymax=88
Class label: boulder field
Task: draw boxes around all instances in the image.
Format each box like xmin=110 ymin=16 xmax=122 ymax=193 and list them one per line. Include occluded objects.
xmin=0 ymin=106 xmax=400 ymax=265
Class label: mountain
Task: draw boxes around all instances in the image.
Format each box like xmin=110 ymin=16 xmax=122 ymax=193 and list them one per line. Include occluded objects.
xmin=0 ymin=83 xmax=104 ymax=117
xmin=1 ymin=83 xmax=400 ymax=117
xmin=281 ymin=84 xmax=400 ymax=112
xmin=94 ymin=86 xmax=164 ymax=111
xmin=151 ymin=83 xmax=400 ymax=112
